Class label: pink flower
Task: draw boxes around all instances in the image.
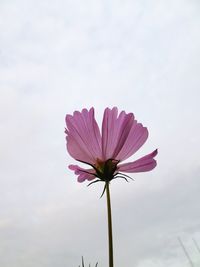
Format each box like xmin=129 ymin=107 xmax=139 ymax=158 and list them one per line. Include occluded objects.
xmin=65 ymin=107 xmax=157 ymax=183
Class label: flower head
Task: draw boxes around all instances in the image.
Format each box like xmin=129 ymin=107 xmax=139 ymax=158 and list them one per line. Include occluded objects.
xmin=65 ymin=107 xmax=157 ymax=183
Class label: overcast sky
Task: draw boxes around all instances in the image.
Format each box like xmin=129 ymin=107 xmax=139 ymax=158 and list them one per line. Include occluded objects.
xmin=0 ymin=0 xmax=200 ymax=266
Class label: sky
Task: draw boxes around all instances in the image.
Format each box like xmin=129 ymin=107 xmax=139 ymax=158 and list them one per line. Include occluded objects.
xmin=0 ymin=0 xmax=200 ymax=266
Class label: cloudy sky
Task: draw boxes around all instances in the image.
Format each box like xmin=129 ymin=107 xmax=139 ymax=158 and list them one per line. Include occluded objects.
xmin=0 ymin=0 xmax=200 ymax=266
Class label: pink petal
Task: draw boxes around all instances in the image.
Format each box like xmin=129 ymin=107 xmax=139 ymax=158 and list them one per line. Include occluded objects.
xmin=102 ymin=107 xmax=134 ymax=159
xmin=69 ymin=165 xmax=96 ymax=182
xmin=66 ymin=108 xmax=102 ymax=164
xmin=114 ymin=122 xmax=148 ymax=161
xmin=101 ymin=108 xmax=149 ymax=162
xmin=118 ymin=149 xmax=158 ymax=173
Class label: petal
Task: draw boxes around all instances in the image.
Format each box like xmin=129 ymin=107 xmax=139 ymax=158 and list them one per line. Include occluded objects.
xmin=102 ymin=107 xmax=134 ymax=159
xmin=101 ymin=107 xmax=148 ymax=162
xmin=101 ymin=107 xmax=118 ymax=159
xmin=118 ymin=149 xmax=158 ymax=173
xmin=114 ymin=122 xmax=148 ymax=161
xmin=66 ymin=108 xmax=102 ymax=164
xmin=69 ymin=165 xmax=96 ymax=182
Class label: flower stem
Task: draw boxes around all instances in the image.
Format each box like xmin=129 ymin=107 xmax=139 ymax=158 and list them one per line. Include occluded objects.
xmin=106 ymin=182 xmax=114 ymax=267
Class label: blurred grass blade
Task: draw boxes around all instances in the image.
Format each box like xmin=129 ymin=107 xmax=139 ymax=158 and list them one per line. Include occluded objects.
xmin=81 ymin=256 xmax=84 ymax=267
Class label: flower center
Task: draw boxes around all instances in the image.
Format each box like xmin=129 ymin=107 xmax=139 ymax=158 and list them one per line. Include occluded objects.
xmin=94 ymin=159 xmax=119 ymax=181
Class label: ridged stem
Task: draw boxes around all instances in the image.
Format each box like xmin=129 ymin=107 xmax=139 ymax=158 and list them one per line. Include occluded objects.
xmin=106 ymin=182 xmax=114 ymax=267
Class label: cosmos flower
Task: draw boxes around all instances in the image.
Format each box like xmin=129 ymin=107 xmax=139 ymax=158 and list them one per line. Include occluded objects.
xmin=65 ymin=107 xmax=157 ymax=183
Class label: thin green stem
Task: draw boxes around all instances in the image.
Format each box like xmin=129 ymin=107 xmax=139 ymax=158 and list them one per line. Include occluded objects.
xmin=106 ymin=182 xmax=114 ymax=267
